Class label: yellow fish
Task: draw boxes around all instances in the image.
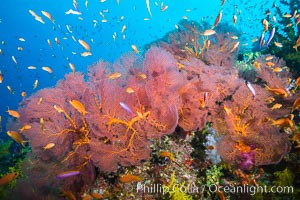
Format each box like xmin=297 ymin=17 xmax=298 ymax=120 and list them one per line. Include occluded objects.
xmin=292 ymin=98 xmax=300 ymax=112
xmin=7 ymin=130 xmax=27 ymax=147
xmin=42 ymin=66 xmax=53 ymax=74
xmin=0 ymin=172 xmax=18 ymax=186
xmin=69 ymin=100 xmax=88 ymax=115
xmin=265 ymin=85 xmax=288 ymax=98
xmin=41 ymin=10 xmax=55 ymax=23
xmin=78 ymin=39 xmax=91 ymax=51
xmin=119 ymin=174 xmax=142 ymax=183
xmin=33 ymin=79 xmax=39 ymax=89
xmin=7 ymin=86 xmax=14 ymax=94
xmin=108 ymin=72 xmax=121 ymax=79
xmin=131 ymin=44 xmax=140 ymax=53
xmin=126 ymin=87 xmax=134 ymax=93
xmin=19 ymin=124 xmax=31 ymax=132
xmin=272 ymin=118 xmax=294 ymax=129
xmin=69 ymin=63 xmax=76 ymax=73
xmin=28 ymin=66 xmax=37 ymax=70
xmin=54 ymin=105 xmax=65 ymax=113
xmin=271 ymin=103 xmax=282 ymax=110
xmin=81 ymin=52 xmax=92 ymax=57
xmin=0 ymin=70 xmax=3 ymax=83
xmin=203 ymin=29 xmax=216 ymax=36
xmin=43 ymin=143 xmax=55 ymax=150
xmin=7 ymin=109 xmax=20 ymax=118
xmin=40 ymin=117 xmax=45 ymax=133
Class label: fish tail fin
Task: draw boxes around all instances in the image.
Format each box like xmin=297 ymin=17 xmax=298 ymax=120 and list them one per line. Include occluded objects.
xmin=21 ymin=140 xmax=29 ymax=148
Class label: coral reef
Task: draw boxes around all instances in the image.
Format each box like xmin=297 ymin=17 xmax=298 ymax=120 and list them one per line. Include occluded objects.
xmin=8 ymin=21 xmax=298 ymax=198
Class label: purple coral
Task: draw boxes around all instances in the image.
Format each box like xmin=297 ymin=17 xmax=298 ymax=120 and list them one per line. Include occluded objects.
xmin=239 ymin=151 xmax=255 ymax=170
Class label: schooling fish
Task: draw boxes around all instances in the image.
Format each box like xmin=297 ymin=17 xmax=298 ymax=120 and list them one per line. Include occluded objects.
xmin=65 ymin=9 xmax=82 ymax=15
xmin=265 ymin=27 xmax=275 ymax=47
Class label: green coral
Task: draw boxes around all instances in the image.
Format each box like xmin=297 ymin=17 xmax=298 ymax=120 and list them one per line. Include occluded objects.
xmin=0 ymin=155 xmax=25 ymax=199
xmin=163 ymin=172 xmax=193 ymax=200
xmin=273 ymin=168 xmax=294 ymax=186
xmin=205 ymin=165 xmax=223 ymax=186
xmin=0 ymin=140 xmax=30 ymax=199
xmin=242 ymin=51 xmax=262 ymax=63
xmin=265 ymin=0 xmax=300 ymax=75
xmin=0 ymin=140 xmax=13 ymax=161
xmin=234 ymin=51 xmax=260 ymax=81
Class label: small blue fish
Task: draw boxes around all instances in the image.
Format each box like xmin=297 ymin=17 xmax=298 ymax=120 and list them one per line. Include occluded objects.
xmin=120 ymin=102 xmax=134 ymax=115
xmin=265 ymin=27 xmax=275 ymax=47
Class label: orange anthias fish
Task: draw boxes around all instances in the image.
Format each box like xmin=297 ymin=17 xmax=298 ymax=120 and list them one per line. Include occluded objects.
xmin=292 ymin=98 xmax=300 ymax=112
xmin=295 ymin=76 xmax=300 ymax=88
xmin=0 ymin=70 xmax=3 ymax=83
xmin=272 ymin=117 xmax=294 ymax=129
xmin=69 ymin=100 xmax=88 ymax=115
xmin=126 ymin=87 xmax=134 ymax=93
xmin=78 ymin=39 xmax=91 ymax=51
xmin=108 ymin=72 xmax=121 ymax=79
xmin=81 ymin=52 xmax=92 ymax=57
xmin=43 ymin=143 xmax=55 ymax=150
xmin=131 ymin=44 xmax=140 ymax=53
xmin=42 ymin=66 xmax=53 ymax=74
xmin=271 ymin=103 xmax=282 ymax=110
xmin=19 ymin=124 xmax=31 ymax=132
xmin=262 ymin=19 xmax=269 ymax=32
xmin=265 ymin=85 xmax=288 ymax=97
xmin=21 ymin=91 xmax=27 ymax=98
xmin=233 ymin=15 xmax=237 ymax=26
xmin=7 ymin=130 xmax=27 ymax=147
xmin=7 ymin=109 xmax=20 ymax=118
xmin=265 ymin=61 xmax=275 ymax=67
xmin=203 ymin=29 xmax=216 ymax=36
xmin=229 ymin=42 xmax=240 ymax=53
xmin=0 ymin=172 xmax=18 ymax=186
xmin=253 ymin=61 xmax=261 ymax=69
xmin=296 ymin=14 xmax=300 ymax=26
xmin=53 ymin=105 xmax=65 ymax=113
xmin=119 ymin=174 xmax=142 ymax=183
xmin=212 ymin=10 xmax=222 ymax=29
xmin=274 ymin=41 xmax=283 ymax=48
xmin=69 ymin=63 xmax=76 ymax=73
xmin=41 ymin=10 xmax=55 ymax=23
xmin=293 ymin=36 xmax=300 ymax=51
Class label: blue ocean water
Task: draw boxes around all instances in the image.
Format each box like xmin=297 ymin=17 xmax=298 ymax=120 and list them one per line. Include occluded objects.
xmin=0 ymin=0 xmax=282 ymax=138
